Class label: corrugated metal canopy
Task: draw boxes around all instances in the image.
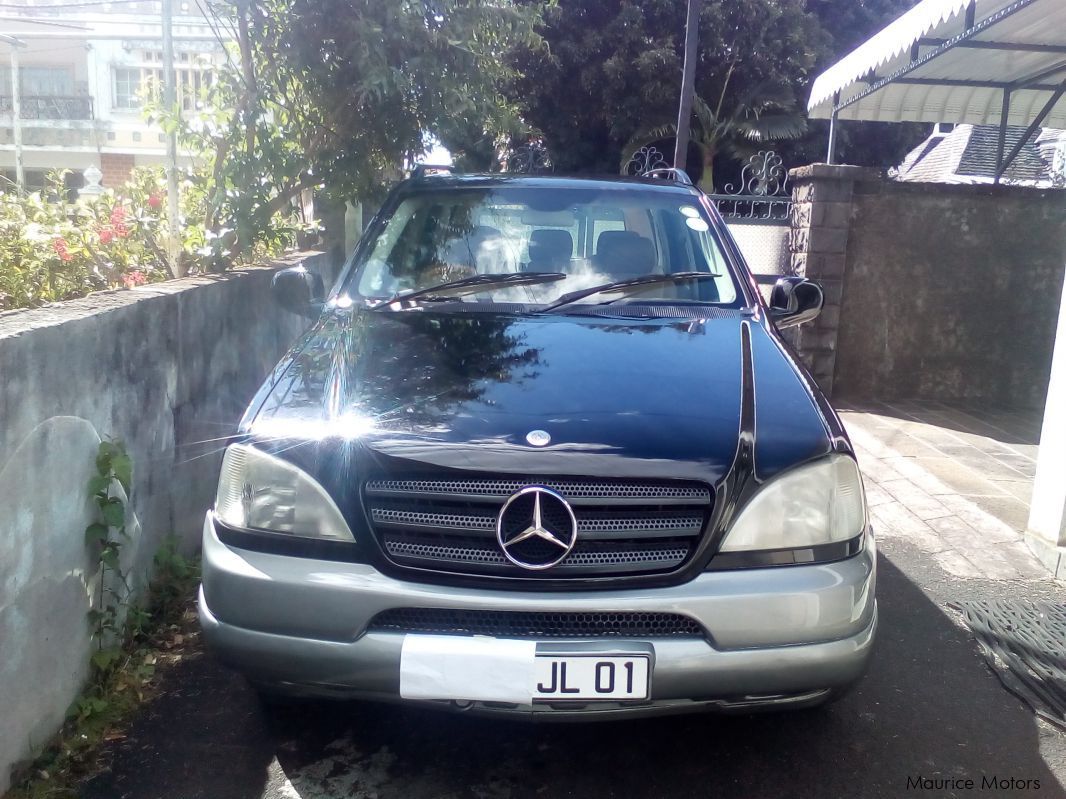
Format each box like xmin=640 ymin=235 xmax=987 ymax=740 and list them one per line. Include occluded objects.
xmin=808 ymin=0 xmax=1066 ymax=126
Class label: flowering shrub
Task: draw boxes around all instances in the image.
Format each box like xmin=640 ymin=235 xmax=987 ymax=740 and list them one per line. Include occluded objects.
xmin=0 ymin=167 xmax=297 ymax=312
xmin=0 ymin=170 xmax=171 ymax=311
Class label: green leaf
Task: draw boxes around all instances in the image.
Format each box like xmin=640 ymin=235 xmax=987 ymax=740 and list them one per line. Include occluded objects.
xmin=111 ymin=453 xmax=133 ymax=493
xmin=101 ymin=498 xmax=125 ymax=529
xmin=96 ymin=441 xmax=117 ymax=473
xmin=91 ymin=648 xmax=121 ymax=672
xmin=85 ymin=522 xmax=110 ymax=546
xmin=87 ymin=474 xmax=110 ymax=496
xmin=100 ymin=545 xmax=121 ymax=571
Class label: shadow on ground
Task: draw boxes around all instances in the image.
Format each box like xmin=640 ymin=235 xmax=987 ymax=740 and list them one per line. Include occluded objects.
xmin=837 ymin=397 xmax=1042 ymax=448
xmin=81 ymin=556 xmax=1066 ymax=799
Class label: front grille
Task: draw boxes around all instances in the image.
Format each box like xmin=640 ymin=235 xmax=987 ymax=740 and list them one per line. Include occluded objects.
xmin=368 ymin=608 xmax=706 ymax=638
xmin=364 ymin=476 xmax=712 ymax=580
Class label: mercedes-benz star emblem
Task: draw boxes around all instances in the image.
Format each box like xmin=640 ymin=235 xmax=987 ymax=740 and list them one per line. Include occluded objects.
xmin=526 ymin=429 xmax=551 ymax=447
xmin=496 ymin=486 xmax=578 ymax=570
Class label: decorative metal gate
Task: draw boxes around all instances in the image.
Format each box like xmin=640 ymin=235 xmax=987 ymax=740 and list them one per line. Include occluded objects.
xmin=619 ymin=147 xmax=795 ymax=288
xmin=708 ymin=151 xmax=793 ymax=284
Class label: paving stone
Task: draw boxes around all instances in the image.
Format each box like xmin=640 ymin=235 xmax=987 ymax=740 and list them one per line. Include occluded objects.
xmin=867 ymin=427 xmax=942 ymax=457
xmin=857 ymin=456 xmax=906 ymax=485
xmin=970 ymin=546 xmax=1029 ymax=581
xmin=863 ymin=482 xmax=893 ymax=508
xmin=995 ymin=540 xmax=1053 ymax=580
xmin=966 ymin=493 xmax=1032 ymax=533
xmin=931 ymin=443 xmax=1032 ymax=482
xmin=936 ymin=493 xmax=1023 ymax=543
xmin=926 ymin=515 xmax=989 ymax=554
xmin=899 ymin=455 xmax=1008 ymax=498
xmin=878 ymin=455 xmax=954 ymax=494
xmin=990 ymin=478 xmax=1034 ymax=504
xmin=932 ymin=549 xmax=986 ymax=579
xmin=870 ymin=504 xmax=950 ymax=553
xmin=878 ymin=478 xmax=953 ymax=520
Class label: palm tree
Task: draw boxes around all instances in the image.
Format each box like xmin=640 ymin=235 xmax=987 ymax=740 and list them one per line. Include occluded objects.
xmin=623 ymin=81 xmax=806 ymax=192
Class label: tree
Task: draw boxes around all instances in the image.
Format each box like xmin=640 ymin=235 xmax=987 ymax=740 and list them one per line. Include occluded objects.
xmin=625 ymin=88 xmax=807 ymax=191
xmin=183 ymin=0 xmax=543 ymax=256
xmin=503 ymin=0 xmax=926 ymax=184
xmin=507 ymin=0 xmax=823 ymax=181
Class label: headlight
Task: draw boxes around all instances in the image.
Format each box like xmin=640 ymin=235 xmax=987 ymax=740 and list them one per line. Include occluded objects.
xmin=215 ymin=443 xmax=354 ymax=541
xmin=720 ymin=454 xmax=865 ymax=552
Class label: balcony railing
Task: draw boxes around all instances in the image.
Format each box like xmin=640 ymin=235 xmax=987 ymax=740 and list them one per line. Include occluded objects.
xmin=0 ymin=95 xmax=94 ymax=121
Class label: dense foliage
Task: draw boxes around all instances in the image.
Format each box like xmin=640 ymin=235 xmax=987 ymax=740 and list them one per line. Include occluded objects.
xmin=0 ymin=171 xmax=175 ymax=311
xmin=453 ymin=0 xmax=926 ymax=184
xmin=183 ymin=0 xmax=543 ymax=255
xmin=0 ymin=167 xmax=291 ymax=312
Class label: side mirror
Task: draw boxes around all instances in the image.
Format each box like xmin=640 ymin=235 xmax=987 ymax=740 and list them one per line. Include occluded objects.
xmin=769 ymin=276 xmax=824 ymax=329
xmin=272 ymin=266 xmax=325 ymax=318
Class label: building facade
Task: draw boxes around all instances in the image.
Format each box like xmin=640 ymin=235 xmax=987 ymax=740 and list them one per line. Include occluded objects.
xmin=0 ymin=0 xmax=229 ymax=190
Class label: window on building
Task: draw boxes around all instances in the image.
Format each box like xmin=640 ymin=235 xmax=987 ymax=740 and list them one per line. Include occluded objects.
xmin=113 ymin=67 xmax=141 ymax=110
xmin=112 ymin=51 xmax=215 ymax=112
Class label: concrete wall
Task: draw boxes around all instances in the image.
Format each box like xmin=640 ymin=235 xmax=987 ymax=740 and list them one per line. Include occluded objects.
xmin=789 ymin=165 xmax=1066 ymax=407
xmin=0 ymin=252 xmax=325 ymax=792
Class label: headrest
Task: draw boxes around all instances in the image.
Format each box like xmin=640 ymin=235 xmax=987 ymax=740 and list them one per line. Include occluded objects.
xmin=528 ymin=229 xmax=574 ymax=264
xmin=595 ymin=230 xmax=657 ymax=278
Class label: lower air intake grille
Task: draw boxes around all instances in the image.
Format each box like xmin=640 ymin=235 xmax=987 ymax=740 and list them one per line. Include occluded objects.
xmin=368 ymin=608 xmax=706 ymax=638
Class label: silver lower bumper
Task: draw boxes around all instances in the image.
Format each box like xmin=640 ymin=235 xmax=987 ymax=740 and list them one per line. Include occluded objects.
xmin=199 ymin=514 xmax=877 ymax=718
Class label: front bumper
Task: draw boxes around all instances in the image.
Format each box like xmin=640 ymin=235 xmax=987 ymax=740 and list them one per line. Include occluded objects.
xmin=199 ymin=514 xmax=877 ymax=719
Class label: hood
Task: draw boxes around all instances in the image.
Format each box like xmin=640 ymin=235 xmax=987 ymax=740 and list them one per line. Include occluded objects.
xmin=245 ymin=309 xmax=832 ymax=484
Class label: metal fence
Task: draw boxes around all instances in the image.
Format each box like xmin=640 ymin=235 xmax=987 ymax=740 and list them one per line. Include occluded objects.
xmin=0 ymin=95 xmax=94 ymax=120
xmin=711 ymin=151 xmax=792 ymax=279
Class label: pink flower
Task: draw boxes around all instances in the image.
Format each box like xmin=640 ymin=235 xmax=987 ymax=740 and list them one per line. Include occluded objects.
xmin=53 ymin=238 xmax=73 ymax=262
xmin=147 ymin=194 xmax=162 ymax=209
xmin=122 ymin=271 xmax=147 ymax=288
xmin=99 ymin=228 xmax=114 ymax=245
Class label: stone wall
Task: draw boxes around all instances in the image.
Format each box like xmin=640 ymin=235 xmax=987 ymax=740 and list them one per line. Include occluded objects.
xmin=789 ymin=166 xmax=1066 ymax=408
xmin=0 ymin=252 xmax=326 ymax=792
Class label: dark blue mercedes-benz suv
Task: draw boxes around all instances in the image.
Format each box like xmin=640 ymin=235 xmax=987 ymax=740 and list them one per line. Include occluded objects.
xmin=199 ymin=167 xmax=876 ymax=718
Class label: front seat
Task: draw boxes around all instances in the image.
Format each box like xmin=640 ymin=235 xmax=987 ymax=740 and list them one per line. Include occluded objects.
xmin=594 ymin=230 xmax=657 ymax=280
xmin=526 ymin=229 xmax=574 ymax=272
xmin=439 ymin=225 xmax=513 ymax=273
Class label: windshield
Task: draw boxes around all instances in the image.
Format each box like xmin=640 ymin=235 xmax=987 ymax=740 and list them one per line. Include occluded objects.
xmin=349 ymin=186 xmax=740 ymax=309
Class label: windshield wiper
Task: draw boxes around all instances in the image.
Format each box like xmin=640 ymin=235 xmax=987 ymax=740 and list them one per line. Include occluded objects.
xmin=538 ymin=272 xmax=719 ymax=313
xmin=370 ymin=272 xmax=566 ymax=310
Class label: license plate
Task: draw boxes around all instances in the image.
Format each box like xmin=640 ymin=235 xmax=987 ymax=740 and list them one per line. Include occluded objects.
xmin=533 ymin=654 xmax=650 ymax=701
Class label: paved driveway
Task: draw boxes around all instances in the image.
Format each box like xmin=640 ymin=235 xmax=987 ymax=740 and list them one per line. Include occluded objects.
xmin=81 ymin=405 xmax=1066 ymax=799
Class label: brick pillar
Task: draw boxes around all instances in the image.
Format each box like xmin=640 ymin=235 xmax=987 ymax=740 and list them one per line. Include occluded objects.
xmin=786 ymin=164 xmax=880 ymax=396
xmin=99 ymin=153 xmax=136 ymax=188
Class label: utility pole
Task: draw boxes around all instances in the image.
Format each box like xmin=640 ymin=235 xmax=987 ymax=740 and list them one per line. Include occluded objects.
xmin=161 ymin=0 xmax=182 ymax=276
xmin=1 ymin=34 xmax=25 ymax=190
xmin=673 ymin=0 xmax=701 ymax=172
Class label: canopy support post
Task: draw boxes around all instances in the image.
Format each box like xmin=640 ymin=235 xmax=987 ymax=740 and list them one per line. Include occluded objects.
xmin=995 ymin=89 xmax=1011 ymax=184
xmin=826 ymin=92 xmax=840 ymax=164
xmin=996 ymin=79 xmax=1066 ymax=182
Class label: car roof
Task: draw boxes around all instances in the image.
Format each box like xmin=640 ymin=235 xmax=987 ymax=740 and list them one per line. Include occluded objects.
xmin=400 ymin=173 xmax=702 ymax=196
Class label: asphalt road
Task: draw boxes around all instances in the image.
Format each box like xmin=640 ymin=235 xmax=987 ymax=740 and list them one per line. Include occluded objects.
xmin=82 ymin=539 xmax=1066 ymax=799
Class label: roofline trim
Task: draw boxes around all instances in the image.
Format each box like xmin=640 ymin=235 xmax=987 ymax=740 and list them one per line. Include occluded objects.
xmin=827 ymin=0 xmax=1041 ymax=116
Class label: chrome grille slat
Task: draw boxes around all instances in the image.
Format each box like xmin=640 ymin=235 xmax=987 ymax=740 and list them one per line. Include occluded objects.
xmin=365 ymin=475 xmax=712 ymax=580
xmin=366 ymin=478 xmax=711 ymax=507
xmin=371 ymin=507 xmax=704 ymax=539
xmin=384 ymin=536 xmax=690 ymax=571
